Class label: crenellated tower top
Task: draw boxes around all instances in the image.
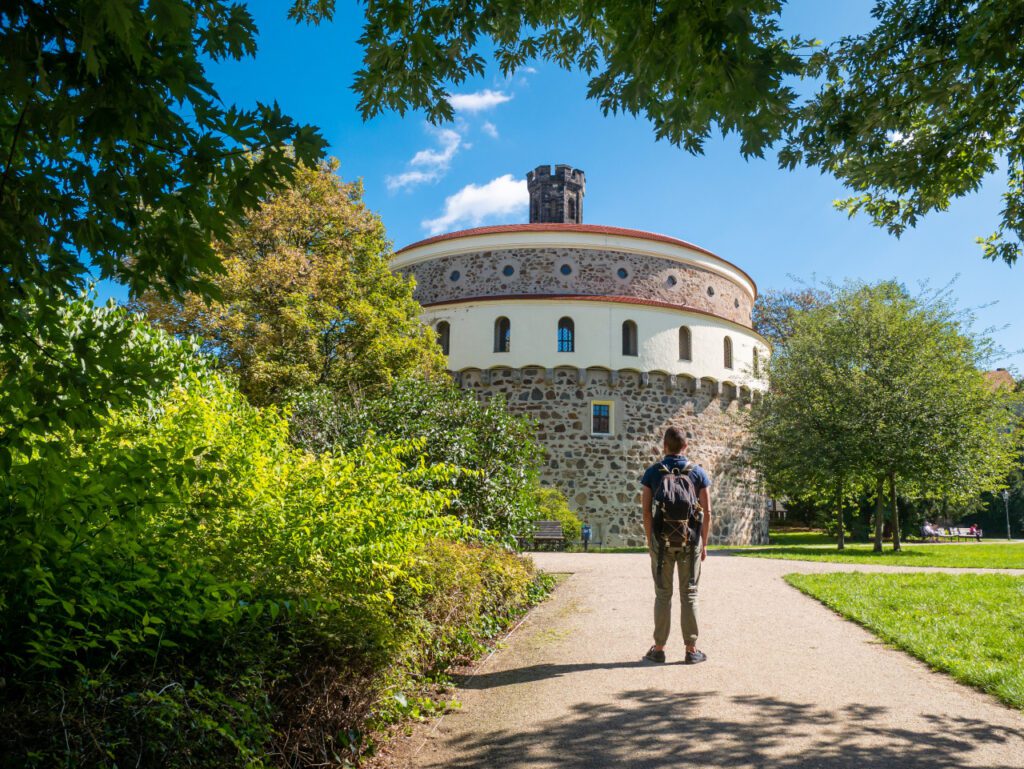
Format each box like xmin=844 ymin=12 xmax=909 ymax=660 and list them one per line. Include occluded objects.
xmin=526 ymin=164 xmax=585 ymax=224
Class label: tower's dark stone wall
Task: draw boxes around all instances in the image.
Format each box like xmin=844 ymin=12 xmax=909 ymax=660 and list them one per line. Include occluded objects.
xmin=527 ymin=164 xmax=586 ymax=224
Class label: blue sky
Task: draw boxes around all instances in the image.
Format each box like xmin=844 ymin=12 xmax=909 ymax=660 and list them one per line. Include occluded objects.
xmin=120 ymin=0 xmax=1024 ymax=370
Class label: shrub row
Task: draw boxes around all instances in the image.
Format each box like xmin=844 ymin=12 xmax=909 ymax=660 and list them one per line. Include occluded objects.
xmin=1 ymin=302 xmax=552 ymax=767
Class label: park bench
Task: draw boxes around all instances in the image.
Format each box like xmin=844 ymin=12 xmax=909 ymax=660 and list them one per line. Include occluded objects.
xmin=935 ymin=527 xmax=982 ymax=541
xmin=517 ymin=520 xmax=565 ymax=550
xmin=925 ymin=527 xmax=982 ymax=542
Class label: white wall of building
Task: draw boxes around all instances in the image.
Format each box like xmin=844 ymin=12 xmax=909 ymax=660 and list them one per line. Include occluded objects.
xmin=426 ymin=298 xmax=769 ymax=388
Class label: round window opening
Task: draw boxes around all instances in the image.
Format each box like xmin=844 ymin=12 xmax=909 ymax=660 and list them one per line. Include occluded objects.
xmin=502 ymin=265 xmax=515 ymax=277
xmin=450 ymin=270 xmax=461 ymax=282
xmin=560 ymin=264 xmax=573 ymax=276
xmin=617 ymin=267 xmax=629 ymax=279
xmin=707 ymin=286 xmax=715 ymax=297
xmin=666 ymin=275 xmax=678 ymax=287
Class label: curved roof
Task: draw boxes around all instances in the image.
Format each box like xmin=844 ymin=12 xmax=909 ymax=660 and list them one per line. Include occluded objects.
xmin=395 ymin=223 xmax=757 ymax=296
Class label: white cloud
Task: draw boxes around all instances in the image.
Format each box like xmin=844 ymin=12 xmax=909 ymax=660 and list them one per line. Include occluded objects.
xmin=481 ymin=121 xmax=499 ymax=139
xmin=410 ymin=128 xmax=460 ymax=167
xmin=449 ymin=89 xmax=512 ymax=113
xmin=387 ymin=127 xmax=462 ymax=191
xmin=520 ymin=66 xmax=538 ymax=74
xmin=422 ymin=175 xmax=528 ymax=235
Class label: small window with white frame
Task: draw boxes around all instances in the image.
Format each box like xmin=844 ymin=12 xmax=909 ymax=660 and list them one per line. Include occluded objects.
xmin=591 ymin=400 xmax=613 ymax=435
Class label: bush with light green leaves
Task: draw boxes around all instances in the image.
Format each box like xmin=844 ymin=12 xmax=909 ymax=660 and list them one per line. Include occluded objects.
xmin=1 ymin=295 xmax=545 ymax=767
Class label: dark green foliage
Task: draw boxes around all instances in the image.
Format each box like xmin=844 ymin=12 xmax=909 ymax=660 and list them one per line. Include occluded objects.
xmin=289 ymin=377 xmax=546 ymax=541
xmin=0 ymin=0 xmax=325 ymax=313
xmin=292 ymin=0 xmax=808 ymax=158
xmin=782 ymin=0 xmax=1024 ymax=264
xmin=317 ymin=0 xmax=1024 ymax=262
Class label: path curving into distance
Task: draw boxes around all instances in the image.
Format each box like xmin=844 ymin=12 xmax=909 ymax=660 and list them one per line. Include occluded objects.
xmin=385 ymin=552 xmax=1024 ymax=769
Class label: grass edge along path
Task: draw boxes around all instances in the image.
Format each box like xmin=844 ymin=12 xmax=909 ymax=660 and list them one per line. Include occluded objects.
xmin=736 ymin=542 xmax=1024 ymax=569
xmin=785 ymin=572 xmax=1024 ymax=712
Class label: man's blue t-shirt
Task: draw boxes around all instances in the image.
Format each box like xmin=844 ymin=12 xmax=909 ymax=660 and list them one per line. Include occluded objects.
xmin=640 ymin=455 xmax=712 ymax=494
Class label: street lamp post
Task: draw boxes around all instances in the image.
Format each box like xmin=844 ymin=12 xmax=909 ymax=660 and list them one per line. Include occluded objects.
xmin=1002 ymin=490 xmax=1011 ymax=541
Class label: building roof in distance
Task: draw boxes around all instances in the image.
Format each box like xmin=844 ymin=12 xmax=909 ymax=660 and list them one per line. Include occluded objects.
xmin=984 ymin=368 xmax=1016 ymax=390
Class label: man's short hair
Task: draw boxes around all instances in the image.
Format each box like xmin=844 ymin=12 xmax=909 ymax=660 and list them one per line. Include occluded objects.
xmin=664 ymin=427 xmax=687 ymax=454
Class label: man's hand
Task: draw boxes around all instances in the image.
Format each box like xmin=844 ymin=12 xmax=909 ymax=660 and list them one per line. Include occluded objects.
xmin=700 ymin=545 xmax=707 ymax=562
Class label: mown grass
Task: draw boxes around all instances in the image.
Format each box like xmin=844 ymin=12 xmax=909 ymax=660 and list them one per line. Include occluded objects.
xmin=767 ymin=530 xmax=835 ymax=546
xmin=786 ymin=572 xmax=1024 ymax=711
xmin=736 ymin=541 xmax=1024 ymax=568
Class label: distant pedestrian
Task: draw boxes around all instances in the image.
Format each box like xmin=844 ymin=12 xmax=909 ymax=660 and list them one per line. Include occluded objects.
xmin=582 ymin=523 xmax=593 ymax=551
xmin=640 ymin=426 xmax=712 ymax=665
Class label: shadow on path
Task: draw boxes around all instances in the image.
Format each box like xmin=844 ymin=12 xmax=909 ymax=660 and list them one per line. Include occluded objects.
xmin=436 ymin=689 xmax=1022 ymax=769
xmin=455 ymin=661 xmax=669 ymax=690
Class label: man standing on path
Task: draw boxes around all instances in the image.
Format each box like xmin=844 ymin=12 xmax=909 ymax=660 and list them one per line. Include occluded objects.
xmin=640 ymin=427 xmax=712 ymax=665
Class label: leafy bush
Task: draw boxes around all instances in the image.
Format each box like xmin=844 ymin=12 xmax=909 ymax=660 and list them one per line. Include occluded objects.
xmin=1 ymin=299 xmax=551 ymax=767
xmin=528 ymin=487 xmax=583 ymax=546
xmin=289 ymin=376 xmax=545 ymax=541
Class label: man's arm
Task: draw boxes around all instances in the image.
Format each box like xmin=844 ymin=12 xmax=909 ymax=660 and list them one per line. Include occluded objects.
xmin=699 ymin=487 xmax=712 ymax=560
xmin=642 ymin=486 xmax=653 ymax=548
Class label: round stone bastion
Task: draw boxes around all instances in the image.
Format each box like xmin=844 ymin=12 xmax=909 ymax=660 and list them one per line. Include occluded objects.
xmin=392 ymin=222 xmax=770 ymax=546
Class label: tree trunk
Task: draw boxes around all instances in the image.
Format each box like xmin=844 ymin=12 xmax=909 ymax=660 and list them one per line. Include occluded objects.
xmin=836 ymin=476 xmax=845 ymax=550
xmin=873 ymin=476 xmax=885 ymax=552
xmin=889 ymin=473 xmax=901 ymax=552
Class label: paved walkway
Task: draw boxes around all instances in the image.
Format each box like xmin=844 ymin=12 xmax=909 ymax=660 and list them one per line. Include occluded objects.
xmin=391 ymin=552 xmax=1024 ymax=769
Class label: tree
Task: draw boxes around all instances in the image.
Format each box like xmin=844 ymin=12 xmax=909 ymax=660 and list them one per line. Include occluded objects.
xmin=132 ymin=159 xmax=445 ymax=406
xmin=299 ymin=0 xmax=1023 ymax=263
xmin=288 ymin=376 xmax=545 ymax=540
xmin=752 ymin=285 xmax=832 ymax=348
xmin=782 ymin=0 xmax=1024 ymax=265
xmin=1 ymin=1 xmax=324 ymax=309
xmin=752 ymin=281 xmax=1022 ymax=551
xmin=1 ymin=0 xmax=326 ymax=439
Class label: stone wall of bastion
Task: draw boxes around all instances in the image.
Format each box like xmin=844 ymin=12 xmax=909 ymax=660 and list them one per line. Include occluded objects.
xmin=398 ymin=246 xmax=753 ymax=327
xmin=456 ymin=365 xmax=769 ymax=547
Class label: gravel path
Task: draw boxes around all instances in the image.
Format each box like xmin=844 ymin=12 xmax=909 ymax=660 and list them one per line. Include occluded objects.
xmin=392 ymin=552 xmax=1024 ymax=769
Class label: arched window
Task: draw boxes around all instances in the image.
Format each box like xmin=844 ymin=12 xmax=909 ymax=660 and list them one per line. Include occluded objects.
xmin=724 ymin=336 xmax=734 ymax=369
xmin=568 ymin=197 xmax=577 ymax=221
xmin=557 ymin=317 xmax=575 ymax=352
xmin=622 ymin=320 xmax=638 ymax=357
xmin=679 ymin=326 xmax=692 ymax=361
xmin=753 ymin=347 xmax=760 ymax=377
xmin=436 ymin=321 xmax=450 ymax=356
xmin=494 ymin=317 xmax=511 ymax=353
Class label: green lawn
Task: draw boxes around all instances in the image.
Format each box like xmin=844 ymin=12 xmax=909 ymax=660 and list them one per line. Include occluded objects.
xmin=735 ymin=541 xmax=1024 ymax=569
xmin=767 ymin=530 xmax=836 ymax=546
xmin=786 ymin=572 xmax=1024 ymax=711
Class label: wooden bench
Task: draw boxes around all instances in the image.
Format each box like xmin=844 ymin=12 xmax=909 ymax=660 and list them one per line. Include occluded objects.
xmin=517 ymin=520 xmax=565 ymax=550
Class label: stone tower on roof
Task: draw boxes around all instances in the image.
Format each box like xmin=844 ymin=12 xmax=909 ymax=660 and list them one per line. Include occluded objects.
xmin=527 ymin=164 xmax=585 ymax=224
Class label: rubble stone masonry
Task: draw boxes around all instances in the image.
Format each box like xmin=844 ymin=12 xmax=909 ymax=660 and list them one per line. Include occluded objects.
xmin=401 ymin=246 xmax=753 ymax=327
xmin=458 ymin=366 xmax=768 ymax=546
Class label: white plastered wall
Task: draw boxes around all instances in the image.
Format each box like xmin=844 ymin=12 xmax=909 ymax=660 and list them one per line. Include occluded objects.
xmin=426 ymin=298 xmax=768 ymax=389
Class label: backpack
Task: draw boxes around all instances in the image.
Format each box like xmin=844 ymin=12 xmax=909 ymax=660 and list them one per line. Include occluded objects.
xmin=652 ymin=462 xmax=703 ymax=587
